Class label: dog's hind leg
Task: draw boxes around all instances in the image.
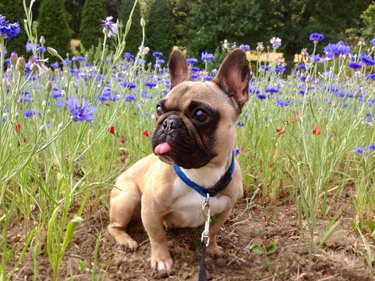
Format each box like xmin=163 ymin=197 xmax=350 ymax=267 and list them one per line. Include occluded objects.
xmin=108 ymin=180 xmax=141 ymax=252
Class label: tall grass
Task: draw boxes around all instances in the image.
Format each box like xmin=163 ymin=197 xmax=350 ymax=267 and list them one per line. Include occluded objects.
xmin=0 ymin=1 xmax=374 ymax=279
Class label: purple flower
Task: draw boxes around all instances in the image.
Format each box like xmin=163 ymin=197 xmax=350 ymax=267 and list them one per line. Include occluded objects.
xmin=191 ymin=66 xmax=200 ymax=72
xmin=125 ymin=94 xmax=136 ymax=102
xmin=367 ymin=73 xmax=375 ymax=80
xmin=24 ymin=109 xmax=36 ymax=117
xmin=277 ymin=100 xmax=290 ymax=107
xmin=66 ymin=96 xmax=96 ymax=122
xmin=353 ymin=147 xmax=364 ymax=154
xmin=257 ymin=94 xmax=267 ymax=100
xmin=265 ymin=87 xmax=279 ymax=93
xmin=187 ymin=58 xmax=198 ymax=65
xmin=144 ymin=81 xmax=157 ymax=88
xmin=309 ymin=33 xmax=324 ymax=42
xmin=0 ymin=15 xmax=21 ymax=39
xmin=152 ymin=51 xmax=163 ymax=58
xmin=201 ymin=52 xmax=214 ymax=63
xmin=73 ymin=56 xmax=87 ymax=62
xmin=369 ymin=144 xmax=375 ymax=151
xmin=297 ymin=64 xmax=306 ymax=70
xmin=324 ymin=41 xmax=351 ymax=58
xmin=239 ymin=44 xmax=250 ymax=51
xmin=102 ymin=16 xmax=118 ymax=37
xmin=121 ymin=81 xmax=136 ymax=89
xmin=124 ymin=52 xmax=134 ymax=59
xmin=370 ymin=38 xmax=375 ymax=46
xmin=348 ymin=62 xmax=362 ymax=69
xmin=275 ymin=65 xmax=285 ymax=73
xmin=359 ymin=54 xmax=375 ymax=66
xmin=237 ymin=121 xmax=245 ymax=127
xmin=233 ymin=148 xmax=242 ymax=155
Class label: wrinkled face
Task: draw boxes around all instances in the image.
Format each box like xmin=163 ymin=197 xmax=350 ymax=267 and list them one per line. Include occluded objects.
xmin=152 ymin=81 xmax=239 ymax=169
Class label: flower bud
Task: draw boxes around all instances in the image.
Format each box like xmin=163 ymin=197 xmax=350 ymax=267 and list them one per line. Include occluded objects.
xmin=10 ymin=51 xmax=18 ymax=66
xmin=47 ymin=47 xmax=59 ymax=57
xmin=40 ymin=35 xmax=45 ymax=45
xmin=31 ymin=63 xmax=38 ymax=72
xmin=140 ymin=17 xmax=146 ymax=27
xmin=16 ymin=56 xmax=26 ymax=74
xmin=45 ymin=80 xmax=52 ymax=92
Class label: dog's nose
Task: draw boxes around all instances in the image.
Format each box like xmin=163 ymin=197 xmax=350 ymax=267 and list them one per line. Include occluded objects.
xmin=162 ymin=116 xmax=179 ymax=131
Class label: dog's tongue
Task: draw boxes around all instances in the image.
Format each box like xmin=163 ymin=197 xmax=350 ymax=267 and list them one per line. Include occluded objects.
xmin=154 ymin=142 xmax=172 ymax=155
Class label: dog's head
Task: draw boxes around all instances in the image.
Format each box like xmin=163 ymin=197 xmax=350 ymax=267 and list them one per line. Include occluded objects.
xmin=152 ymin=48 xmax=250 ymax=169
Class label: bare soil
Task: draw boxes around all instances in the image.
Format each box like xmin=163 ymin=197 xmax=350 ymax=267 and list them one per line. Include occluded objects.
xmin=11 ymin=196 xmax=375 ymax=281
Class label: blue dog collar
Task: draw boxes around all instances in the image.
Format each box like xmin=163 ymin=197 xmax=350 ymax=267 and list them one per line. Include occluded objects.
xmin=173 ymin=151 xmax=235 ymax=197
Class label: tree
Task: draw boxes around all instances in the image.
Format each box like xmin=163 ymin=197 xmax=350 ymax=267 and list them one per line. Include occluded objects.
xmin=0 ymin=0 xmax=28 ymax=56
xmin=79 ymin=0 xmax=107 ymax=49
xmin=145 ymin=0 xmax=175 ymax=57
xmin=118 ymin=0 xmax=142 ymax=55
xmin=38 ymin=0 xmax=71 ymax=57
xmin=361 ymin=2 xmax=375 ymax=39
xmin=65 ymin=0 xmax=85 ymax=38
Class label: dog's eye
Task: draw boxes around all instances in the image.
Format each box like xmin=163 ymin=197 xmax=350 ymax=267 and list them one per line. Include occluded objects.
xmin=156 ymin=104 xmax=163 ymax=116
xmin=193 ymin=109 xmax=209 ymax=122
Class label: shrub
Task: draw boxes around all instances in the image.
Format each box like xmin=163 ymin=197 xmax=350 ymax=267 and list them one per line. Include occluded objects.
xmin=38 ymin=0 xmax=71 ymax=57
xmin=79 ymin=0 xmax=107 ymax=50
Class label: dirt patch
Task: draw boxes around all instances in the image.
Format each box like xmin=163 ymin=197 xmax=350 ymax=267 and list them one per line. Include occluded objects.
xmin=11 ymin=199 xmax=375 ymax=281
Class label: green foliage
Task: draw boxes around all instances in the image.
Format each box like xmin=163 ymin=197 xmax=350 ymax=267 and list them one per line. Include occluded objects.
xmin=361 ymin=2 xmax=375 ymax=39
xmin=65 ymin=0 xmax=85 ymax=38
xmin=79 ymin=0 xmax=107 ymax=49
xmin=145 ymin=0 xmax=174 ymax=57
xmin=38 ymin=0 xmax=71 ymax=57
xmin=118 ymin=0 xmax=142 ymax=55
xmin=0 ymin=0 xmax=28 ymax=56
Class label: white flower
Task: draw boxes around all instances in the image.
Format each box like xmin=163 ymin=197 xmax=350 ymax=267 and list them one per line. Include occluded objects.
xmin=270 ymin=37 xmax=282 ymax=49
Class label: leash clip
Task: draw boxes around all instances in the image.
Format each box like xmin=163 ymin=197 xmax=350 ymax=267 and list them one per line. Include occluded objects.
xmin=201 ymin=194 xmax=211 ymax=247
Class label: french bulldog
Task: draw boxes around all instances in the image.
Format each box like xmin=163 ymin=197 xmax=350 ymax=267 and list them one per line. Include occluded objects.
xmin=108 ymin=48 xmax=250 ymax=274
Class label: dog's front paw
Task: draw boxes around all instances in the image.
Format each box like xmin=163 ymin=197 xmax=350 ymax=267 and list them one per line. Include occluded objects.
xmin=119 ymin=240 xmax=138 ymax=252
xmin=151 ymin=250 xmax=173 ymax=274
xmin=206 ymin=244 xmax=226 ymax=259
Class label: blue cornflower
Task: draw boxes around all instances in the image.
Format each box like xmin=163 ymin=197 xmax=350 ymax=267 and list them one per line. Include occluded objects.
xmin=275 ymin=65 xmax=285 ymax=73
xmin=366 ymin=113 xmax=373 ymax=123
xmin=156 ymin=59 xmax=165 ymax=65
xmin=187 ymin=58 xmax=198 ymax=65
xmin=204 ymin=76 xmax=213 ymax=81
xmin=125 ymin=94 xmax=136 ymax=102
xmin=297 ymin=64 xmax=306 ymax=70
xmin=36 ymin=46 xmax=46 ymax=54
xmin=299 ymin=89 xmax=306 ymax=95
xmin=309 ymin=33 xmax=324 ymax=42
xmin=353 ymin=147 xmax=364 ymax=154
xmin=73 ymin=56 xmax=87 ymax=62
xmin=237 ymin=121 xmax=245 ymax=127
xmin=309 ymin=54 xmax=321 ymax=63
xmin=56 ymin=99 xmax=64 ymax=107
xmin=124 ymin=52 xmax=134 ymax=59
xmin=257 ymin=94 xmax=267 ymax=100
xmin=191 ymin=66 xmax=200 ymax=72
xmin=348 ymin=62 xmax=362 ymax=69
xmin=144 ymin=81 xmax=157 ymax=88
xmin=369 ymin=144 xmax=375 ymax=151
xmin=359 ymin=54 xmax=375 ymax=66
xmin=201 ymin=52 xmax=214 ymax=63
xmin=66 ymin=96 xmax=96 ymax=122
xmin=239 ymin=44 xmax=250 ymax=51
xmin=371 ymin=38 xmax=375 ymax=45
xmin=152 ymin=51 xmax=163 ymax=58
xmin=367 ymin=73 xmax=375 ymax=80
xmin=24 ymin=109 xmax=36 ymax=117
xmin=233 ymin=148 xmax=242 ymax=155
xmin=324 ymin=41 xmax=351 ymax=58
xmin=50 ymin=62 xmax=59 ymax=69
xmin=265 ymin=87 xmax=279 ymax=93
xmin=277 ymin=100 xmax=290 ymax=107
xmin=121 ymin=81 xmax=136 ymax=89
xmin=191 ymin=73 xmax=200 ymax=80
xmin=0 ymin=15 xmax=20 ymax=39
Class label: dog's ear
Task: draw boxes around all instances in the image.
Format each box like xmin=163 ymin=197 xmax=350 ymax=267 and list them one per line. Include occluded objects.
xmin=169 ymin=49 xmax=190 ymax=89
xmin=213 ymin=49 xmax=250 ymax=110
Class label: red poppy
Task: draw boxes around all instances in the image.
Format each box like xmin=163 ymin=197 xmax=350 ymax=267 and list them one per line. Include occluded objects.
xmin=108 ymin=126 xmax=115 ymax=134
xmin=275 ymin=128 xmax=285 ymax=135
xmin=311 ymin=125 xmax=321 ymax=136
xmin=15 ymin=123 xmax=21 ymax=132
xmin=143 ymin=130 xmax=149 ymax=137
xmin=120 ymin=137 xmax=126 ymax=144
